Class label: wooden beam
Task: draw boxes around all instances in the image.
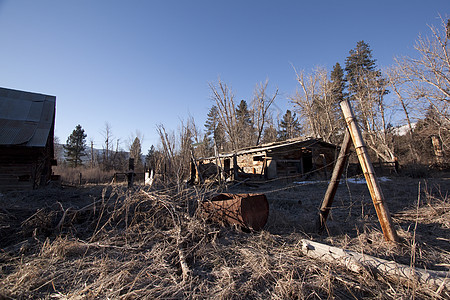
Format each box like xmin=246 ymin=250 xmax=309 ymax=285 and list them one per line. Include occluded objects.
xmin=300 ymin=239 xmax=449 ymax=290
xmin=318 ymin=129 xmax=352 ymax=232
xmin=190 ymin=149 xmax=203 ymax=184
xmin=340 ymin=100 xmax=399 ymax=242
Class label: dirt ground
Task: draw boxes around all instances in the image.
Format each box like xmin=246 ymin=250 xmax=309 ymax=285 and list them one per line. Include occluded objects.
xmin=0 ymin=174 xmax=449 ymax=299
xmin=230 ymin=175 xmax=450 ymax=268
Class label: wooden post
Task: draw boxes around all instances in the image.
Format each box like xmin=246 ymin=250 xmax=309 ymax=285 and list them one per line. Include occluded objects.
xmin=214 ymin=141 xmax=222 ymax=184
xmin=431 ymin=135 xmax=444 ymax=164
xmin=321 ymin=154 xmax=328 ymax=179
xmin=190 ymin=148 xmax=203 ymax=184
xmin=340 ymin=100 xmax=399 ymax=242
xmin=233 ymin=154 xmax=239 ymax=180
xmin=318 ymin=129 xmax=352 ymax=232
xmin=127 ymin=158 xmax=135 ymax=188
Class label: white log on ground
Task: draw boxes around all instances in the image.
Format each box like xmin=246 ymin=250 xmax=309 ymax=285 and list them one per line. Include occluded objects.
xmin=299 ymin=239 xmax=450 ymax=290
xmin=145 ymin=169 xmax=154 ymax=186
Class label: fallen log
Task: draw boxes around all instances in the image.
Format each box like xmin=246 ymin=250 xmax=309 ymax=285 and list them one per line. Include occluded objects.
xmin=299 ymin=239 xmax=449 ymax=291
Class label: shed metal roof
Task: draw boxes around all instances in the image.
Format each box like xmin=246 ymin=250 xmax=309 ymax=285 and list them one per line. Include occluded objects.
xmin=198 ymin=137 xmax=338 ymax=161
xmin=0 ymin=87 xmax=55 ymax=147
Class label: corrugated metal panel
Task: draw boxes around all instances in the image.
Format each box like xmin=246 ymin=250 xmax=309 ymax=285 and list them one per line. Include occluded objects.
xmin=13 ymin=121 xmax=37 ymax=145
xmin=0 ymin=120 xmax=22 ymax=144
xmin=0 ymin=98 xmax=32 ymax=120
xmin=27 ymin=101 xmax=44 ymax=122
xmin=0 ymin=87 xmax=55 ymax=147
xmin=40 ymin=99 xmax=55 ymax=124
xmin=28 ymin=127 xmax=49 ymax=147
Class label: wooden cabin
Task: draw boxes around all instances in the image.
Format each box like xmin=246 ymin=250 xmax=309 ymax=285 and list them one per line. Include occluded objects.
xmin=0 ymin=87 xmax=56 ymax=191
xmin=191 ymin=137 xmax=339 ymax=183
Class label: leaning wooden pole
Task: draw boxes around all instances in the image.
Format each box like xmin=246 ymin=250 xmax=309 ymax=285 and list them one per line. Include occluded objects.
xmin=340 ymin=100 xmax=399 ymax=242
xmin=318 ymin=129 xmax=352 ymax=232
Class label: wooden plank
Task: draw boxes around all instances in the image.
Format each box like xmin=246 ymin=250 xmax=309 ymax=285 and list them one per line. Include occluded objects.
xmin=318 ymin=129 xmax=352 ymax=232
xmin=340 ymin=100 xmax=399 ymax=242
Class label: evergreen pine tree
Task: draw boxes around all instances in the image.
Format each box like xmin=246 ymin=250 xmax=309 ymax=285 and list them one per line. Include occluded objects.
xmin=278 ymin=110 xmax=301 ymax=140
xmin=261 ymin=124 xmax=278 ymax=144
xmin=130 ymin=137 xmax=143 ymax=170
xmin=145 ymin=145 xmax=163 ymax=172
xmin=236 ymin=100 xmax=252 ymax=127
xmin=204 ymin=105 xmax=226 ymax=152
xmin=345 ymin=41 xmax=395 ymax=161
xmin=344 ymin=40 xmax=386 ymax=101
xmin=344 ymin=40 xmax=389 ymax=131
xmin=328 ymin=62 xmax=347 ymax=141
xmin=145 ymin=145 xmax=155 ymax=167
xmin=330 ymin=62 xmax=346 ymax=104
xmin=235 ymin=100 xmax=254 ymax=147
xmin=64 ymin=124 xmax=87 ymax=168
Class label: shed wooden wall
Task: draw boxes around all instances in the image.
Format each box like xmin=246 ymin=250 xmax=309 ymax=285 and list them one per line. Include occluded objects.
xmin=0 ymin=145 xmax=52 ymax=191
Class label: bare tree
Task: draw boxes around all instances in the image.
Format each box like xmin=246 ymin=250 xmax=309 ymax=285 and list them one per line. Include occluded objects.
xmin=353 ymin=70 xmax=396 ymax=162
xmin=178 ymin=117 xmax=195 ymax=174
xmin=209 ymin=79 xmax=239 ymax=150
xmin=292 ymin=68 xmax=321 ymax=138
xmin=251 ymin=79 xmax=278 ymax=145
xmin=101 ymin=122 xmax=115 ymax=170
xmin=53 ymin=136 xmax=65 ymax=165
xmin=156 ymin=124 xmax=176 ymax=182
xmin=292 ymin=67 xmax=341 ymax=143
xmin=396 ymin=16 xmax=450 ymax=152
xmin=89 ymin=138 xmax=96 ymax=168
xmin=386 ymin=66 xmax=420 ymax=162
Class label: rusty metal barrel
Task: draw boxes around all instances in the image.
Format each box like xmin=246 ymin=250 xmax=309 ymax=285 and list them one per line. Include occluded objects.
xmin=201 ymin=193 xmax=269 ymax=231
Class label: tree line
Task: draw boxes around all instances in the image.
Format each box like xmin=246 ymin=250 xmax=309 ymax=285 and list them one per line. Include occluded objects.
xmin=200 ymin=17 xmax=449 ymax=168
xmin=60 ymin=17 xmax=449 ymax=182
xmin=58 ymin=124 xmax=145 ymax=174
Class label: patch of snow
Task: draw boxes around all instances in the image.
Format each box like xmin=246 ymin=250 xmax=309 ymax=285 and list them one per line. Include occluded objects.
xmin=294 ymin=180 xmax=324 ymax=185
xmin=392 ymin=123 xmax=416 ymax=136
xmin=345 ymin=177 xmax=391 ymax=184
xmin=345 ymin=178 xmax=366 ymax=184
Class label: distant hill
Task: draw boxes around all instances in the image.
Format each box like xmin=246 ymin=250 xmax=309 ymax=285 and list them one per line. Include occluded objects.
xmin=56 ymin=144 xmax=146 ymax=165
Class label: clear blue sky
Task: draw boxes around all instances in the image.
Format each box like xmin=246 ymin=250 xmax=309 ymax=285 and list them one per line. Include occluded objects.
xmin=0 ymin=1 xmax=448 ymax=153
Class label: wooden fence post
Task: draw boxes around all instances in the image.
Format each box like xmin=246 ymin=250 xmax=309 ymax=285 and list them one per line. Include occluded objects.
xmin=340 ymin=100 xmax=398 ymax=242
xmin=318 ymin=129 xmax=352 ymax=232
xmin=127 ymin=158 xmax=135 ymax=188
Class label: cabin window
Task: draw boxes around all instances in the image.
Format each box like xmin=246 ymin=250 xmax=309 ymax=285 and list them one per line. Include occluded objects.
xmin=253 ymin=155 xmax=264 ymax=162
xmin=224 ymin=158 xmax=231 ymax=171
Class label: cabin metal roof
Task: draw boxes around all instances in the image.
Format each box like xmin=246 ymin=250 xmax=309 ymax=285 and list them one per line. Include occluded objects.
xmin=0 ymin=87 xmax=56 ymax=147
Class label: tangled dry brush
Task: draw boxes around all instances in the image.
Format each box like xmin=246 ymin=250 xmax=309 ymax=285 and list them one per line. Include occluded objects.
xmin=0 ymin=179 xmax=449 ymax=299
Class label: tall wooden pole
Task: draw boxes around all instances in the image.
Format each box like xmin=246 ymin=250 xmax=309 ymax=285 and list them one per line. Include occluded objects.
xmin=91 ymin=141 xmax=94 ymax=169
xmin=318 ymin=129 xmax=352 ymax=232
xmin=340 ymin=100 xmax=398 ymax=242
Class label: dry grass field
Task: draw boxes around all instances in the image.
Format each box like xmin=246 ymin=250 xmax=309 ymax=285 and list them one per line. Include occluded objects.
xmin=0 ymin=174 xmax=449 ymax=299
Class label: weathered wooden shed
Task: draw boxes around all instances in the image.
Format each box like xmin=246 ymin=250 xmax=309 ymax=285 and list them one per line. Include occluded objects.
xmin=0 ymin=87 xmax=56 ymax=191
xmin=191 ymin=137 xmax=339 ymax=183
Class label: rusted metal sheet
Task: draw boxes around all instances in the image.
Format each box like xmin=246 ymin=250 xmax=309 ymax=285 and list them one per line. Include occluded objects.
xmin=201 ymin=193 xmax=269 ymax=231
